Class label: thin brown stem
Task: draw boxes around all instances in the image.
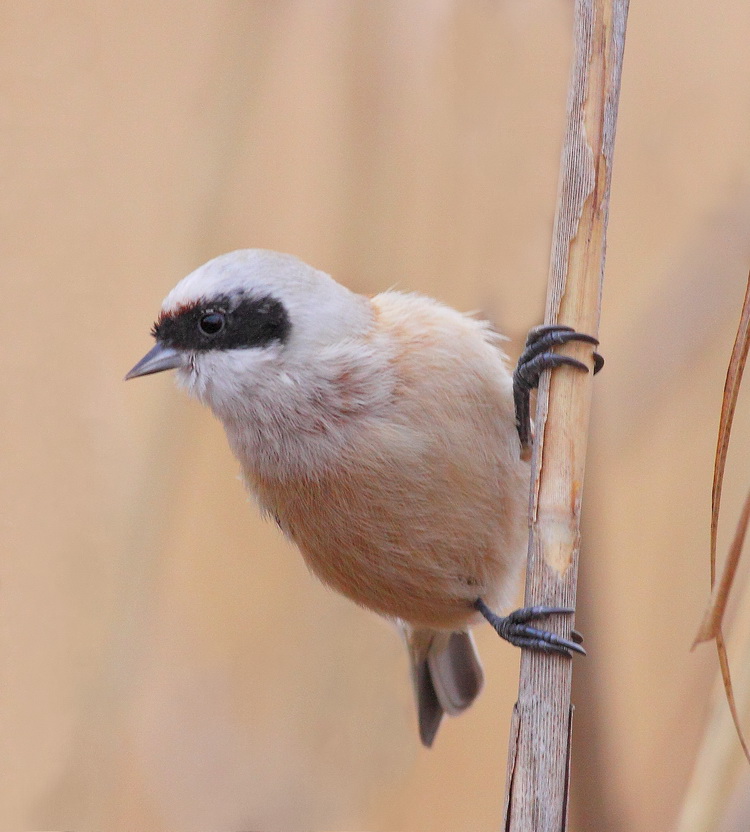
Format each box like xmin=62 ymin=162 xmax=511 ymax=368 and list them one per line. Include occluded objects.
xmin=503 ymin=2 xmax=629 ymax=829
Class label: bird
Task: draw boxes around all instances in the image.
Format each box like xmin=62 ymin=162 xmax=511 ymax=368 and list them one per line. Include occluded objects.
xmin=126 ymin=249 xmax=601 ymax=747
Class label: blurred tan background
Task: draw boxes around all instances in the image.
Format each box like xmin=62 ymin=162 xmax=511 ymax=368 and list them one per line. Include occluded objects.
xmin=3 ymin=2 xmax=750 ymax=830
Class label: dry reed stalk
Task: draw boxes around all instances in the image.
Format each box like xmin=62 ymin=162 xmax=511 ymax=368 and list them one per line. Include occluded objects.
xmin=503 ymin=1 xmax=629 ymax=829
xmin=695 ymin=272 xmax=750 ymax=643
xmin=678 ymin=560 xmax=750 ymax=832
xmin=678 ymin=273 xmax=750 ymax=828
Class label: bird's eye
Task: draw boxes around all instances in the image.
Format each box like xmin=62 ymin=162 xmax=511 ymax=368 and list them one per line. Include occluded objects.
xmin=199 ymin=312 xmax=226 ymax=336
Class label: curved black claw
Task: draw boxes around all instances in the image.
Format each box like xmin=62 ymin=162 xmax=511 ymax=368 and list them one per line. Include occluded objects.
xmin=474 ymin=598 xmax=586 ymax=657
xmin=513 ymin=325 xmax=603 ymax=450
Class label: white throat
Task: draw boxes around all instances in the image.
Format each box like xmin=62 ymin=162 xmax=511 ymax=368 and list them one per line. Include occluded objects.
xmin=177 ymin=303 xmax=394 ymax=480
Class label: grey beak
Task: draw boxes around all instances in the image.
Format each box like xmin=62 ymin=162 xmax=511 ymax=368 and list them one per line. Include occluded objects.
xmin=125 ymin=343 xmax=185 ymax=380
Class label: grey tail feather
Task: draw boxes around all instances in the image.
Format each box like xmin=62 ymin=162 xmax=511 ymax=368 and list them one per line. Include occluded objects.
xmin=404 ymin=627 xmax=484 ymax=748
xmin=412 ymin=649 xmax=444 ymax=747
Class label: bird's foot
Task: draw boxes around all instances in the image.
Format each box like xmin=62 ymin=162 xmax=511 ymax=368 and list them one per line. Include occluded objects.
xmin=474 ymin=597 xmax=586 ymax=657
xmin=513 ymin=324 xmax=604 ymax=451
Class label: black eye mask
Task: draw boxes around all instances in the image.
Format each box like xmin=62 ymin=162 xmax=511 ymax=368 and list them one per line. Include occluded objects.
xmin=153 ymin=294 xmax=291 ymax=352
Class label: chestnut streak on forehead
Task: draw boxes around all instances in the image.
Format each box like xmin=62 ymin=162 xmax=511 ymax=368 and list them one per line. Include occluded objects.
xmin=153 ymin=293 xmax=291 ymax=351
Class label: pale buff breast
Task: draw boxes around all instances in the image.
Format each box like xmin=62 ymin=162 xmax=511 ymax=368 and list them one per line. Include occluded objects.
xmin=246 ymin=292 xmax=530 ymax=630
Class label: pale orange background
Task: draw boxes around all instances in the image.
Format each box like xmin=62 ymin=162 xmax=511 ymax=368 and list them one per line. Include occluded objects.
xmin=3 ymin=3 xmax=750 ymax=830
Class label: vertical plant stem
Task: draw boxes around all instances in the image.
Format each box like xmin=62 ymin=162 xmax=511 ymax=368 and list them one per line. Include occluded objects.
xmin=503 ymin=2 xmax=629 ymax=830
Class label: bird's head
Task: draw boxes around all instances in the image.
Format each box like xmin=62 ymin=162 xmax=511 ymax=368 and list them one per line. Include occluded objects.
xmin=126 ymin=249 xmax=373 ymax=419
